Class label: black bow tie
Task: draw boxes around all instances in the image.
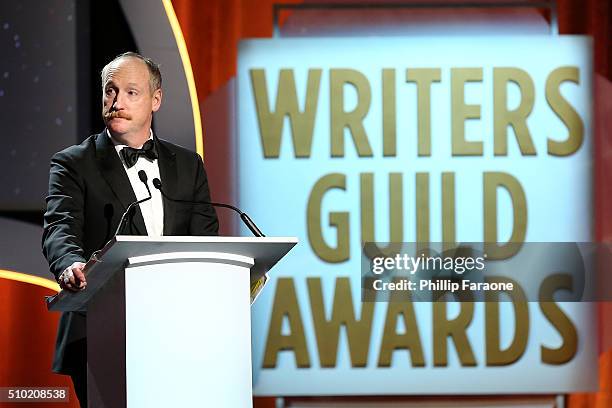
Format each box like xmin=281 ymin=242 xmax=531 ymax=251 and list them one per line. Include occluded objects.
xmin=121 ymin=139 xmax=158 ymax=168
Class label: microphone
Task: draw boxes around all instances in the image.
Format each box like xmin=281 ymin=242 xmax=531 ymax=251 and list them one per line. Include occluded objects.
xmin=152 ymin=178 xmax=265 ymax=237
xmin=113 ymin=170 xmax=152 ymax=236
xmin=138 ymin=170 xmax=151 ymax=195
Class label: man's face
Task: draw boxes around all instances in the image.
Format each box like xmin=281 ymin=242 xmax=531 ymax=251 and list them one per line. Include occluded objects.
xmin=101 ymin=57 xmax=162 ymax=138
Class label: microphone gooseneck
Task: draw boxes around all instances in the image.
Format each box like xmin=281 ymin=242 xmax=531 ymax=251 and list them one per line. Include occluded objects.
xmin=152 ymin=178 xmax=265 ymax=237
xmin=113 ymin=171 xmax=152 ymax=237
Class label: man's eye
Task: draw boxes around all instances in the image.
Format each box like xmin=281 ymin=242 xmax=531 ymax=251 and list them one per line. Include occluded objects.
xmin=105 ymin=88 xmax=114 ymax=96
xmin=128 ymin=90 xmax=138 ymax=96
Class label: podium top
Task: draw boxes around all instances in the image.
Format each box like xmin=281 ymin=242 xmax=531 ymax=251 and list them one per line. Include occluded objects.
xmin=47 ymin=236 xmax=298 ymax=312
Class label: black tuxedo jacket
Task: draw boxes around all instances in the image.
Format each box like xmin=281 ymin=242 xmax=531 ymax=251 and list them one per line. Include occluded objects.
xmin=42 ymin=130 xmax=218 ymax=374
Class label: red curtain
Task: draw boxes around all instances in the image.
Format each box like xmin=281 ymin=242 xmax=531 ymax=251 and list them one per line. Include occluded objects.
xmin=561 ymin=1 xmax=612 ymax=406
xmin=171 ymin=0 xmax=304 ymax=102
xmin=172 ymin=0 xmax=610 ymax=102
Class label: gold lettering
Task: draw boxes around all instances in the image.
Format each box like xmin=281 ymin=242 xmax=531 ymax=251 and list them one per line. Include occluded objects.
xmin=330 ymin=69 xmax=373 ymax=157
xmin=308 ymin=277 xmax=374 ymax=367
xmin=433 ymin=301 xmax=476 ymax=366
xmin=451 ymin=68 xmax=483 ymax=156
xmin=485 ymin=277 xmax=529 ymax=366
xmin=383 ymin=69 xmax=396 ymax=157
xmin=250 ymin=69 xmax=321 ymax=158
xmin=406 ymin=68 xmax=441 ymax=156
xmin=307 ymin=173 xmax=349 ymax=263
xmin=493 ymin=68 xmax=536 ymax=156
xmin=361 ymin=173 xmax=403 ymax=254
xmin=539 ymin=274 xmax=578 ymax=364
xmin=378 ymin=293 xmax=425 ymax=367
xmin=442 ymin=172 xmax=456 ymax=249
xmin=263 ymin=278 xmax=311 ymax=368
xmin=416 ymin=172 xmax=429 ymax=244
xmin=483 ymin=172 xmax=527 ymax=259
xmin=546 ymin=67 xmax=584 ymax=156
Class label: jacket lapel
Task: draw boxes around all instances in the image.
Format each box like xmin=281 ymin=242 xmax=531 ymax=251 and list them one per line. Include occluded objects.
xmin=95 ymin=131 xmax=147 ymax=235
xmin=156 ymin=135 xmax=178 ymax=235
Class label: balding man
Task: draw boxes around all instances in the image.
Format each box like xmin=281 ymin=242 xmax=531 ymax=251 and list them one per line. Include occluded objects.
xmin=42 ymin=52 xmax=218 ymax=406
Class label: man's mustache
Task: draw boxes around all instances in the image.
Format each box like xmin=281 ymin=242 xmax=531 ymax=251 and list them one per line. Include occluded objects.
xmin=103 ymin=110 xmax=131 ymax=120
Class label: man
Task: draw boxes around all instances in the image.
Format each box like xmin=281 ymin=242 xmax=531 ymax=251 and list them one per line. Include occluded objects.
xmin=42 ymin=52 xmax=218 ymax=406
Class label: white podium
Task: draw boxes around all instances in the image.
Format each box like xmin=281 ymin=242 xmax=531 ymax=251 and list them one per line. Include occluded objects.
xmin=47 ymin=236 xmax=297 ymax=408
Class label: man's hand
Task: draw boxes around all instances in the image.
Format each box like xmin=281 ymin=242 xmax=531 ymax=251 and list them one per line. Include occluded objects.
xmin=59 ymin=262 xmax=87 ymax=292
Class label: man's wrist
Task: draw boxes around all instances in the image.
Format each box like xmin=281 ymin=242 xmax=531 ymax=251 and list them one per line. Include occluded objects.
xmin=57 ymin=269 xmax=70 ymax=287
xmin=56 ymin=269 xmax=66 ymax=284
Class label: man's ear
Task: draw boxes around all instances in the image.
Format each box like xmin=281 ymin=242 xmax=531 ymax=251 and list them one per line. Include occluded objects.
xmin=152 ymin=88 xmax=162 ymax=112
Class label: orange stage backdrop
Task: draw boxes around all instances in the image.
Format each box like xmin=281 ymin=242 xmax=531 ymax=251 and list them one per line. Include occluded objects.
xmin=0 ymin=280 xmax=79 ymax=408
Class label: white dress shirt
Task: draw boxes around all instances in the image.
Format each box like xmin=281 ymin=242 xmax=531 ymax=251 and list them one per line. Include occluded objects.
xmin=107 ymin=129 xmax=164 ymax=236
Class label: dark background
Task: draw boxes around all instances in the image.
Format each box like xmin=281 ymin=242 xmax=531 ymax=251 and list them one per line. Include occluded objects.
xmin=0 ymin=0 xmax=136 ymax=222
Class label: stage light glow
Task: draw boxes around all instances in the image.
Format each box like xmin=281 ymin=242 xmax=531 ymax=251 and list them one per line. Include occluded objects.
xmin=161 ymin=0 xmax=204 ymax=158
xmin=0 ymin=269 xmax=59 ymax=292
